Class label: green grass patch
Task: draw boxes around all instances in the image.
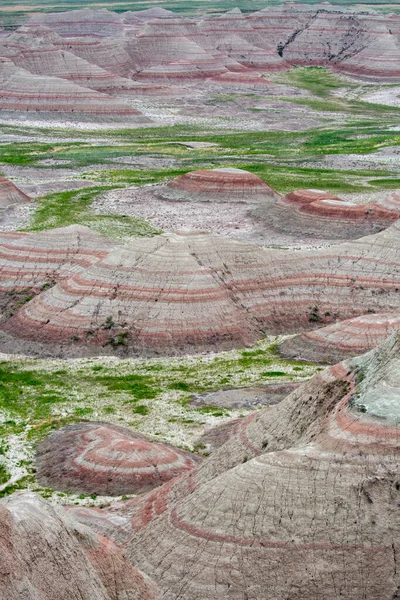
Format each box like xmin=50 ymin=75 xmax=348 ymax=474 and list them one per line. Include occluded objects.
xmin=95 ymin=374 xmax=160 ymax=401
xmin=0 ymin=463 xmax=10 ymax=486
xmin=168 ymin=381 xmax=191 ymax=392
xmin=0 ymin=338 xmax=321 ymax=499
xmin=368 ymin=178 xmax=400 ymax=189
xmin=24 ymin=187 xmax=160 ymax=239
xmin=196 ymin=406 xmax=226 ymax=417
xmin=132 ymin=404 xmax=149 ymax=415
xmin=262 ymin=371 xmax=287 ymax=377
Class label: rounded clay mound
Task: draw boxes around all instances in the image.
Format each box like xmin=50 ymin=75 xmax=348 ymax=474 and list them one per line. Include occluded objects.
xmin=3 ymin=223 xmax=400 ymax=358
xmin=279 ymin=311 xmax=400 ymax=364
xmin=3 ymin=232 xmax=262 ymax=355
xmin=1 ymin=491 xmax=160 ymax=600
xmin=157 ymin=168 xmax=281 ymax=204
xmin=0 ymin=175 xmax=30 ymax=209
xmin=253 ymin=188 xmax=400 ymax=241
xmin=0 ymin=57 xmax=148 ymax=123
xmin=0 ymin=224 xmax=116 ymax=291
xmin=125 ymin=333 xmax=400 ymax=599
xmin=35 ymin=421 xmax=200 ymax=496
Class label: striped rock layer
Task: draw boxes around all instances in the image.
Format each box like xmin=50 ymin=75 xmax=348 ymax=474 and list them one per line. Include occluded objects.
xmin=0 ymin=27 xmax=155 ymax=96
xmin=253 ymin=188 xmax=400 ymax=240
xmin=123 ymin=333 xmax=400 ymax=599
xmin=1 ymin=491 xmax=160 ymax=600
xmin=23 ymin=6 xmax=400 ymax=83
xmin=0 ymin=57 xmax=148 ymax=122
xmin=156 ymin=168 xmax=281 ymax=203
xmin=248 ymin=4 xmax=400 ymax=82
xmin=0 ymin=176 xmax=30 ymax=211
xmin=0 ymin=5 xmax=396 ymax=124
xmin=2 ymin=222 xmax=400 ymax=356
xmin=35 ymin=422 xmax=200 ymax=496
xmin=0 ymin=224 xmax=115 ymax=291
xmin=279 ymin=311 xmax=400 ymax=364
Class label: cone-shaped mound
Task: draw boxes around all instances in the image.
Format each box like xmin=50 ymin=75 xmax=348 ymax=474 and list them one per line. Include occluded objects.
xmin=35 ymin=422 xmax=200 ymax=496
xmin=127 ymin=35 xmax=227 ymax=81
xmin=0 ymin=26 xmax=146 ymax=95
xmin=286 ymin=189 xmax=343 ymax=205
xmin=1 ymin=491 xmax=160 ymax=600
xmin=52 ymin=36 xmax=136 ymax=79
xmin=279 ymin=311 xmax=400 ymax=364
xmin=3 ymin=223 xmax=400 ymax=356
xmin=157 ymin=168 xmax=281 ymax=204
xmin=23 ymin=5 xmax=400 ymax=88
xmin=253 ymin=188 xmax=400 ymax=240
xmin=126 ymin=333 xmax=400 ymax=599
xmin=0 ymin=175 xmax=30 ymax=209
xmin=128 ymin=7 xmax=176 ymax=20
xmin=0 ymin=57 xmax=148 ymax=122
xmin=0 ymin=225 xmax=116 ymax=291
xmin=334 ymin=29 xmax=400 ymax=82
xmin=28 ymin=8 xmax=126 ymax=38
xmin=3 ymin=232 xmax=261 ymax=354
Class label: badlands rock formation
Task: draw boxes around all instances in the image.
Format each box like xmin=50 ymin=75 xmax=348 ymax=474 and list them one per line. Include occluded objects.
xmin=279 ymin=311 xmax=400 ymax=364
xmin=0 ymin=57 xmax=147 ymax=123
xmin=0 ymin=224 xmax=115 ymax=291
xmin=156 ymin=168 xmax=281 ymax=203
xmin=0 ymin=4 xmax=397 ymax=123
xmin=2 ymin=222 xmax=400 ymax=357
xmin=94 ymin=168 xmax=283 ymax=243
xmin=125 ymin=332 xmax=400 ymax=599
xmin=28 ymin=8 xmax=132 ymax=38
xmin=99 ymin=174 xmax=400 ymax=244
xmin=1 ymin=232 xmax=259 ymax=355
xmin=0 ymin=27 xmax=153 ymax=96
xmin=1 ymin=491 xmax=160 ymax=600
xmin=248 ymin=4 xmax=400 ymax=82
xmin=253 ymin=188 xmax=400 ymax=240
xmin=35 ymin=422 xmax=200 ymax=496
xmin=0 ymin=175 xmax=30 ymax=216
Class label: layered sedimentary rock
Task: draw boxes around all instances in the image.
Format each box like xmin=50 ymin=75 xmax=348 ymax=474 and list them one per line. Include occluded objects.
xmin=105 ymin=180 xmax=399 ymax=245
xmin=21 ymin=5 xmax=400 ymax=86
xmin=0 ymin=224 xmax=115 ymax=291
xmin=125 ymin=333 xmax=400 ymax=599
xmin=157 ymin=168 xmax=281 ymax=203
xmin=1 ymin=491 xmax=160 ymax=600
xmin=129 ymin=35 xmax=227 ymax=82
xmin=125 ymin=8 xmax=176 ymax=21
xmin=3 ymin=222 xmax=400 ymax=356
xmin=253 ymin=188 xmax=400 ymax=240
xmin=248 ymin=4 xmax=400 ymax=82
xmin=199 ymin=9 xmax=289 ymax=72
xmin=53 ymin=37 xmax=137 ymax=79
xmin=28 ymin=9 xmax=127 ymax=38
xmin=0 ymin=57 xmax=147 ymax=122
xmin=279 ymin=311 xmax=400 ymax=363
xmin=334 ymin=29 xmax=400 ymax=81
xmin=3 ymin=232 xmax=259 ymax=354
xmin=209 ymin=70 xmax=272 ymax=88
xmin=0 ymin=26 xmax=147 ymax=95
xmin=0 ymin=176 xmax=30 ymax=211
xmin=35 ymin=422 xmax=200 ymax=496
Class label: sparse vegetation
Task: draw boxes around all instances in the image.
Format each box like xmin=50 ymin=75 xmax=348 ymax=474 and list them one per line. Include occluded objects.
xmin=24 ymin=187 xmax=160 ymax=240
xmin=308 ymin=305 xmax=322 ymax=323
xmin=0 ymin=336 xmax=318 ymax=500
